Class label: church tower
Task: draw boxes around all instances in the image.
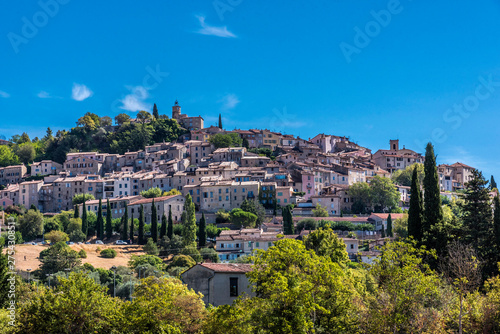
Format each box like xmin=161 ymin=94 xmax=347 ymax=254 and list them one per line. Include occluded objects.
xmin=172 ymin=100 xmax=181 ymax=119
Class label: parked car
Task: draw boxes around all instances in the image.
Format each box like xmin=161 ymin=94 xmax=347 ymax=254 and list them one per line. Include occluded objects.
xmin=85 ymin=242 xmax=91 ymax=244
xmin=69 ymin=242 xmax=74 ymax=245
xmin=115 ymin=240 xmax=127 ymax=245
xmin=95 ymin=240 xmax=104 ymax=245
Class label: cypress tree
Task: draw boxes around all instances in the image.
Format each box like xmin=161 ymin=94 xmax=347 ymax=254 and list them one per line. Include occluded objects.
xmin=422 ymin=142 xmax=444 ymax=249
xmin=106 ymin=199 xmax=112 ymax=239
xmin=81 ymin=199 xmax=88 ymax=238
xmin=491 ymin=175 xmax=497 ymax=190
xmin=182 ymin=194 xmax=197 ymax=246
xmin=387 ymin=214 xmax=393 ymax=237
xmin=153 ymin=103 xmax=159 ymax=119
xmin=408 ymin=166 xmax=424 ymax=242
xmin=151 ymin=199 xmax=158 ymax=243
xmin=198 ymin=213 xmax=207 ymax=248
xmin=160 ymin=213 xmax=167 ymax=239
xmin=96 ymin=199 xmax=104 ymax=240
xmin=283 ymin=206 xmax=294 ymax=235
xmin=74 ymin=204 xmax=79 ymax=219
xmin=138 ymin=204 xmax=145 ymax=245
xmin=122 ymin=203 xmax=128 ymax=241
xmin=130 ymin=211 xmax=135 ymax=243
xmin=167 ymin=208 xmax=173 ymax=239
xmin=218 ymin=113 xmax=223 ymax=129
xmin=381 ymin=225 xmax=386 ymax=238
xmin=493 ymin=195 xmax=500 ymax=254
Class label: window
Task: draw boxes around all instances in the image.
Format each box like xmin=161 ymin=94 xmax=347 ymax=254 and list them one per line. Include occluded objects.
xmin=229 ymin=277 xmax=238 ymax=297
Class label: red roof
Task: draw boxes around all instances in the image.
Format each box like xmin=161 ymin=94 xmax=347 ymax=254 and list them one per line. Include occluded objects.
xmin=370 ymin=213 xmax=405 ymax=220
xmin=200 ymin=263 xmax=252 ymax=273
xmin=129 ymin=195 xmax=180 ymax=205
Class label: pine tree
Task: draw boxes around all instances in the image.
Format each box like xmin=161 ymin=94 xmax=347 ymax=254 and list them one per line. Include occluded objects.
xmin=381 ymin=225 xmax=386 ymax=238
xmin=182 ymin=194 xmax=197 ymax=246
xmin=218 ymin=113 xmax=222 ymax=129
xmin=491 ymin=175 xmax=497 ymax=190
xmin=106 ymin=199 xmax=112 ymax=239
xmin=96 ymin=199 xmax=104 ymax=240
xmin=153 ymin=103 xmax=159 ymax=119
xmin=283 ymin=206 xmax=294 ymax=235
xmin=81 ymin=199 xmax=88 ymax=238
xmin=198 ymin=213 xmax=207 ymax=248
xmin=151 ymin=199 xmax=158 ymax=243
xmin=387 ymin=214 xmax=393 ymax=237
xmin=74 ymin=204 xmax=79 ymax=219
xmin=160 ymin=214 xmax=167 ymax=239
xmin=138 ymin=204 xmax=145 ymax=245
xmin=129 ymin=211 xmax=134 ymax=243
xmin=121 ymin=203 xmax=128 ymax=241
xmin=408 ymin=166 xmax=424 ymax=242
xmin=167 ymin=208 xmax=173 ymax=239
xmin=422 ymin=142 xmax=444 ymax=250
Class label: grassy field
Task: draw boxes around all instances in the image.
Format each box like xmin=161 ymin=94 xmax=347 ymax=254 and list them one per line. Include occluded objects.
xmin=12 ymin=243 xmax=146 ymax=271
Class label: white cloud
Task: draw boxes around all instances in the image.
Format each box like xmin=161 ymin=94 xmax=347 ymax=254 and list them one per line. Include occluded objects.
xmin=195 ymin=15 xmax=236 ymax=38
xmin=0 ymin=90 xmax=10 ymax=98
xmin=71 ymin=83 xmax=93 ymax=101
xmin=219 ymin=93 xmax=240 ymax=110
xmin=118 ymin=86 xmax=151 ymax=112
xmin=37 ymin=91 xmax=51 ymax=98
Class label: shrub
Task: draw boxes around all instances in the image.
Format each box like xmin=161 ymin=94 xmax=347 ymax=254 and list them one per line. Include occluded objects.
xmin=128 ymin=254 xmax=164 ymax=270
xmin=200 ymin=248 xmax=219 ymax=263
xmin=69 ymin=230 xmax=86 ymax=242
xmin=143 ymin=238 xmax=159 ymax=255
xmin=296 ymin=218 xmax=317 ymax=232
xmin=100 ymin=248 xmax=117 ymax=258
xmin=180 ymin=246 xmax=202 ymax=263
xmin=78 ymin=249 xmax=87 ymax=258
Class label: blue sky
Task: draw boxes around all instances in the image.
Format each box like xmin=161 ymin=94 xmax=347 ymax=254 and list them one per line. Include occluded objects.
xmin=1 ymin=1 xmax=500 ymax=179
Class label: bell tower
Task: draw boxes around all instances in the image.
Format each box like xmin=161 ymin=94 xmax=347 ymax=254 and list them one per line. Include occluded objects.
xmin=172 ymin=100 xmax=181 ymax=119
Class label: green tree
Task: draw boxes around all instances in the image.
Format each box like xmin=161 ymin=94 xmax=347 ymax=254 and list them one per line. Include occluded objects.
xmin=198 ymin=213 xmax=207 ymax=248
xmin=408 ymin=165 xmax=424 ymax=242
xmin=124 ymin=276 xmax=207 ymax=333
xmin=422 ymin=142 xmax=444 ymax=253
xmin=16 ymin=142 xmax=35 ymax=164
xmin=19 ymin=209 xmax=43 ymax=241
xmin=209 ymin=133 xmax=242 ymax=148
xmin=106 ymin=199 xmax=112 ymax=239
xmin=73 ymin=204 xmax=79 ymax=219
xmin=230 ymin=208 xmax=257 ymax=228
xmin=100 ymin=116 xmax=112 ymax=126
xmin=130 ymin=212 xmax=135 ymax=243
xmin=140 ymin=187 xmax=163 ymax=198
xmin=96 ymin=199 xmax=104 ymax=240
xmin=391 ymin=163 xmax=425 ymax=186
xmin=151 ymin=199 xmax=158 ymax=243
xmin=461 ymin=169 xmax=494 ymax=276
xmin=494 ymin=196 xmax=500 ymax=256
xmin=152 ymin=103 xmax=159 ymax=119
xmin=115 ymin=113 xmax=131 ymax=125
xmin=240 ymin=199 xmax=265 ymax=224
xmin=39 ymin=241 xmax=81 ymax=276
xmin=349 ymin=181 xmax=372 ymax=214
xmin=122 ymin=202 xmax=128 ymax=241
xmin=303 ymin=228 xmax=350 ymax=265
xmin=167 ymin=208 xmax=173 ymax=240
xmin=370 ymin=175 xmax=400 ymax=212
xmin=0 ymin=145 xmax=19 ymax=167
xmin=81 ymin=199 xmax=88 ymax=238
xmin=248 ymin=239 xmax=359 ymax=333
xmin=44 ymin=230 xmax=69 ymax=243
xmin=312 ymin=203 xmax=328 ymax=217
xmin=72 ymin=193 xmax=95 ymax=205
xmin=218 ymin=113 xmax=223 ymax=129
xmin=182 ymin=194 xmax=197 ymax=247
xmin=16 ymin=272 xmax=121 ymax=334
xmin=387 ymin=214 xmax=393 ymax=237
xmin=491 ymin=175 xmax=498 ymax=190
xmin=160 ymin=213 xmax=167 ymax=240
xmin=136 ymin=110 xmax=152 ymax=124
xmin=283 ymin=205 xmax=294 ymax=235
xmin=361 ymin=240 xmax=443 ymax=333
xmin=138 ymin=204 xmax=145 ymax=245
